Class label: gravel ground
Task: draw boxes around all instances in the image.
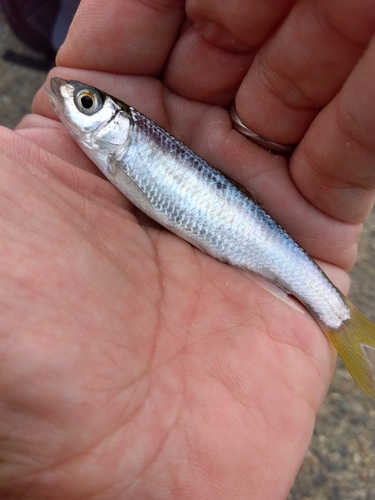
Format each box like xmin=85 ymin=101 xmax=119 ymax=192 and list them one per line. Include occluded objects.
xmin=1 ymin=6 xmax=375 ymax=499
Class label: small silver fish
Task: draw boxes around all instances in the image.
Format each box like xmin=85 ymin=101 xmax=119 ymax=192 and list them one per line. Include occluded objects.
xmin=46 ymin=77 xmax=375 ymax=398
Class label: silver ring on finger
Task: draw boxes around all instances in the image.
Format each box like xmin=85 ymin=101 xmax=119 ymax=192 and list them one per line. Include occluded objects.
xmin=230 ymin=104 xmax=297 ymax=155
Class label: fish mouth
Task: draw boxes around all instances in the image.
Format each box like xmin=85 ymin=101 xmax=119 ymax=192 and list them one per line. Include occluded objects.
xmin=44 ymin=77 xmax=69 ymax=116
xmin=50 ymin=77 xmax=67 ymax=96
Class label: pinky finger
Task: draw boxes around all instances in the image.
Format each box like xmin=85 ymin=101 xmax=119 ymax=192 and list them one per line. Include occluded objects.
xmin=290 ymin=35 xmax=375 ymax=224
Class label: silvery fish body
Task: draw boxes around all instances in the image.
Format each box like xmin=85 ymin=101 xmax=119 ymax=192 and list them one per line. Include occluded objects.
xmin=46 ymin=78 xmax=375 ymax=399
xmin=47 ymin=78 xmax=347 ymax=327
xmin=114 ymin=108 xmax=351 ymax=328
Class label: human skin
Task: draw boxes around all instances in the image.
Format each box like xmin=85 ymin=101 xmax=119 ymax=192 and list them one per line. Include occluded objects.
xmin=0 ymin=0 xmax=375 ymax=498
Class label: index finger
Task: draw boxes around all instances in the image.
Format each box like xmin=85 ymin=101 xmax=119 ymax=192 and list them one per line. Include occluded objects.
xmin=57 ymin=0 xmax=185 ymax=75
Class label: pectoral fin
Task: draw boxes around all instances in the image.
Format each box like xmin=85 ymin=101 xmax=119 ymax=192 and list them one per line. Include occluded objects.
xmin=109 ymin=157 xmax=159 ymax=219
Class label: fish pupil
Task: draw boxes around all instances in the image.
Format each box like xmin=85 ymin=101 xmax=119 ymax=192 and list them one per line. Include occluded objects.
xmin=81 ymin=95 xmax=93 ymax=109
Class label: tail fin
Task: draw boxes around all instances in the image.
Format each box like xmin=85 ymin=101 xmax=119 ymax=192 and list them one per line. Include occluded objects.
xmin=324 ymin=297 xmax=375 ymax=399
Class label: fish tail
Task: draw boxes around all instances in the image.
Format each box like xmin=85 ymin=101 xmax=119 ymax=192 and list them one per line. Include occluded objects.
xmin=324 ymin=297 xmax=375 ymax=399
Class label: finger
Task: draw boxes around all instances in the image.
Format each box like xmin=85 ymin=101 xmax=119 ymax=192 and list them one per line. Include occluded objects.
xmin=165 ymin=0 xmax=294 ymax=105
xmin=235 ymin=0 xmax=375 ymax=144
xmin=57 ymin=0 xmax=185 ymax=75
xmin=290 ymin=34 xmax=375 ymax=225
xmin=164 ymin=22 xmax=255 ymax=106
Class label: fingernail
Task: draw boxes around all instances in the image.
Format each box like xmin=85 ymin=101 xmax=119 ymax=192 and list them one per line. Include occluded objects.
xmin=193 ymin=20 xmax=253 ymax=53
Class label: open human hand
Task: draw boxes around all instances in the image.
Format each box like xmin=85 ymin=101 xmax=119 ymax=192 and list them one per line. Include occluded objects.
xmin=1 ymin=1 xmax=375 ymax=498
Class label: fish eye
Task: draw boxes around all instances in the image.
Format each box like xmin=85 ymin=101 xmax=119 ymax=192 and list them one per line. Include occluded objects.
xmin=74 ymin=88 xmax=103 ymax=115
